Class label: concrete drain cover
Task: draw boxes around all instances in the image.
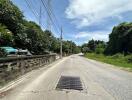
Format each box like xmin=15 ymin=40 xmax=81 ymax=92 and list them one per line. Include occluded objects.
xmin=56 ymin=76 xmax=83 ymax=91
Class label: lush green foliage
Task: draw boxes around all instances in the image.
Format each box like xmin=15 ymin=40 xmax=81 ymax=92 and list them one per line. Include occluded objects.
xmin=0 ymin=24 xmax=13 ymax=46
xmin=81 ymin=40 xmax=106 ymax=53
xmin=0 ymin=0 xmax=79 ymax=55
xmin=85 ymin=53 xmax=132 ymax=71
xmin=95 ymin=43 xmax=105 ymax=54
xmin=81 ymin=22 xmax=132 ymax=56
xmin=62 ymin=40 xmax=80 ymax=54
xmin=82 ymin=22 xmax=132 ymax=69
xmin=0 ymin=48 xmax=7 ymax=57
xmin=105 ymin=22 xmax=132 ymax=55
xmin=0 ymin=0 xmax=24 ymax=34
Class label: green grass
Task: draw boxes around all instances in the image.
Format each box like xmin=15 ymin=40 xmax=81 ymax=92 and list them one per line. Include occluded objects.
xmin=85 ymin=53 xmax=132 ymax=71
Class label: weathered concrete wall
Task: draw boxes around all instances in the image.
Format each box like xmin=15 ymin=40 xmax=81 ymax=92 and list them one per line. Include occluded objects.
xmin=0 ymin=54 xmax=57 ymax=85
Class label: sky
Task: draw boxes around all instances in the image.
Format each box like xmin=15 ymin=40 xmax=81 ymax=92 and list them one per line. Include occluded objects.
xmin=12 ymin=0 xmax=132 ymax=45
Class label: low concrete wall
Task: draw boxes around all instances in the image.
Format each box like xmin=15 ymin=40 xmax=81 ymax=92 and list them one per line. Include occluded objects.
xmin=0 ymin=54 xmax=57 ymax=85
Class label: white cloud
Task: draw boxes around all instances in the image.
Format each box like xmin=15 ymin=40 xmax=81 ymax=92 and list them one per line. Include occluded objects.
xmin=66 ymin=0 xmax=132 ymax=28
xmin=75 ymin=32 xmax=89 ymax=38
xmin=75 ymin=31 xmax=109 ymax=41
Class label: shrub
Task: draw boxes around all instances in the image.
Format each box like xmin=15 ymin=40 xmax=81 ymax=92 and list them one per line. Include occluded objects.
xmin=0 ymin=48 xmax=7 ymax=57
xmin=0 ymin=24 xmax=14 ymax=46
xmin=125 ymin=55 xmax=132 ymax=63
xmin=95 ymin=48 xmax=104 ymax=54
xmin=111 ymin=53 xmax=124 ymax=59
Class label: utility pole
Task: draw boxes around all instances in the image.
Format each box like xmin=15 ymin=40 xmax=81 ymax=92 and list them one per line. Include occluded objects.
xmin=60 ymin=27 xmax=63 ymax=58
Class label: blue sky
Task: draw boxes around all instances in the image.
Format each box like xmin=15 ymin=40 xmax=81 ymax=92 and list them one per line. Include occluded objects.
xmin=12 ymin=0 xmax=132 ymax=45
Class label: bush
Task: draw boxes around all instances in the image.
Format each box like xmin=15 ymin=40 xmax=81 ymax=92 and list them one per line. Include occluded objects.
xmin=111 ymin=53 xmax=124 ymax=59
xmin=125 ymin=55 xmax=132 ymax=63
xmin=0 ymin=48 xmax=7 ymax=57
xmin=0 ymin=24 xmax=14 ymax=46
xmin=95 ymin=48 xmax=104 ymax=54
xmin=82 ymin=47 xmax=92 ymax=53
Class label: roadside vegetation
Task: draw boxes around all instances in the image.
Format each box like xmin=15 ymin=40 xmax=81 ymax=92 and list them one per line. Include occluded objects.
xmin=81 ymin=22 xmax=132 ymax=71
xmin=85 ymin=53 xmax=132 ymax=70
xmin=0 ymin=0 xmax=80 ymax=56
xmin=0 ymin=48 xmax=7 ymax=57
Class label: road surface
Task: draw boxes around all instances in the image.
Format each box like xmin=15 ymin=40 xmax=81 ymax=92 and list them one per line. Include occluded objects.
xmin=0 ymin=55 xmax=132 ymax=100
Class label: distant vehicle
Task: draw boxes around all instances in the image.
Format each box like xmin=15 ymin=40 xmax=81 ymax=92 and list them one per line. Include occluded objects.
xmin=0 ymin=47 xmax=18 ymax=57
xmin=0 ymin=47 xmax=32 ymax=57
xmin=43 ymin=50 xmax=50 ymax=54
xmin=17 ymin=49 xmax=32 ymax=56
xmin=78 ymin=53 xmax=84 ymax=56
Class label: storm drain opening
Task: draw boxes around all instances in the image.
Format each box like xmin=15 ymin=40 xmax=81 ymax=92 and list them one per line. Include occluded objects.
xmin=56 ymin=76 xmax=83 ymax=91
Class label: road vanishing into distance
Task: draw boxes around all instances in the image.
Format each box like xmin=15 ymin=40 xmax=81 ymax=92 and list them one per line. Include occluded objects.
xmin=0 ymin=55 xmax=132 ymax=100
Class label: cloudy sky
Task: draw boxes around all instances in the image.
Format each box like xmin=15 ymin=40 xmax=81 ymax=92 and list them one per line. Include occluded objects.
xmin=12 ymin=0 xmax=132 ymax=45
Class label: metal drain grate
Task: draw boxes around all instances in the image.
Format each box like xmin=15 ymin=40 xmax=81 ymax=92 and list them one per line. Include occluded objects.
xmin=56 ymin=76 xmax=83 ymax=91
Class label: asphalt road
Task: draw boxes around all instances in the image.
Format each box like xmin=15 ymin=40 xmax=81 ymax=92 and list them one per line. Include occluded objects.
xmin=0 ymin=55 xmax=132 ymax=100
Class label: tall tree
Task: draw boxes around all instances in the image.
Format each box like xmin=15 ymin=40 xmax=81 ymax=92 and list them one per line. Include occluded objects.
xmin=0 ymin=0 xmax=24 ymax=34
xmin=0 ymin=0 xmax=79 ymax=55
xmin=0 ymin=0 xmax=28 ymax=48
xmin=105 ymin=22 xmax=132 ymax=55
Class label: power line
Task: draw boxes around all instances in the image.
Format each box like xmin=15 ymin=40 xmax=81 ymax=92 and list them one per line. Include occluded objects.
xmin=25 ymin=0 xmax=39 ymax=19
xmin=45 ymin=0 xmax=61 ymax=30
xmin=25 ymin=0 xmax=62 ymax=34
xmin=47 ymin=0 xmax=51 ymax=30
xmin=24 ymin=0 xmax=45 ymax=28
xmin=45 ymin=0 xmax=61 ymax=29
xmin=49 ymin=4 xmax=61 ymax=28
xmin=41 ymin=0 xmax=63 ymax=57
xmin=41 ymin=0 xmax=59 ymax=30
xmin=39 ymin=5 xmax=42 ymax=27
xmin=40 ymin=0 xmax=61 ymax=33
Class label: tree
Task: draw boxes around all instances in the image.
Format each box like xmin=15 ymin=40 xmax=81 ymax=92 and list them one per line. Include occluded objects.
xmin=63 ymin=40 xmax=80 ymax=54
xmin=81 ymin=40 xmax=106 ymax=53
xmin=88 ymin=39 xmax=96 ymax=52
xmin=0 ymin=0 xmax=79 ymax=55
xmin=105 ymin=22 xmax=132 ymax=55
xmin=125 ymin=28 xmax=132 ymax=53
xmin=23 ymin=21 xmax=52 ymax=54
xmin=0 ymin=24 xmax=13 ymax=46
xmin=0 ymin=0 xmax=28 ymax=48
xmin=50 ymin=38 xmax=60 ymax=53
xmin=0 ymin=0 xmax=24 ymax=34
xmin=81 ymin=43 xmax=90 ymax=53
xmin=95 ymin=43 xmax=105 ymax=54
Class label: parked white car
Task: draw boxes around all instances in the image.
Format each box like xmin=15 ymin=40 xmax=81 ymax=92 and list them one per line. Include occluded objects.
xmin=17 ymin=49 xmax=32 ymax=56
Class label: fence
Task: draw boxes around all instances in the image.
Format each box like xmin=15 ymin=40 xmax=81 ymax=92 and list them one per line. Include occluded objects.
xmin=0 ymin=54 xmax=57 ymax=85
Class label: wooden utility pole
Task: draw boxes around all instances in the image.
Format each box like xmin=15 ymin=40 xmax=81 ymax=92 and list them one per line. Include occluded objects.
xmin=60 ymin=27 xmax=63 ymax=58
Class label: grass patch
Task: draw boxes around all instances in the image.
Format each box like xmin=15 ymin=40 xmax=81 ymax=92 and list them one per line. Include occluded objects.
xmin=85 ymin=53 xmax=132 ymax=71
